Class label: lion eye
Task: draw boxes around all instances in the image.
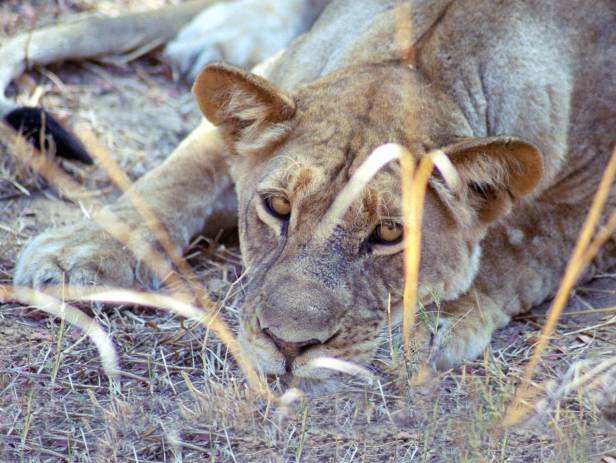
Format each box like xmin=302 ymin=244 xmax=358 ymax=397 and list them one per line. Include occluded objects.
xmin=265 ymin=195 xmax=291 ymax=219
xmin=371 ymin=221 xmax=403 ymax=244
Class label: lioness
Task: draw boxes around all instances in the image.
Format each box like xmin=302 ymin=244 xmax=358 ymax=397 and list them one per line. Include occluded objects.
xmin=13 ymin=0 xmax=616 ymax=380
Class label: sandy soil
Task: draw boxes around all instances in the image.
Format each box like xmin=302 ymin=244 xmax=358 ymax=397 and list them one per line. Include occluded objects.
xmin=1 ymin=1 xmax=615 ymax=461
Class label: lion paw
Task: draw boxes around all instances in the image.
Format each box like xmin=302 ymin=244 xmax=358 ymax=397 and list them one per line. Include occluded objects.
xmin=13 ymin=221 xmax=156 ymax=292
xmin=163 ymin=0 xmax=311 ymax=80
xmin=428 ymin=316 xmax=494 ymax=371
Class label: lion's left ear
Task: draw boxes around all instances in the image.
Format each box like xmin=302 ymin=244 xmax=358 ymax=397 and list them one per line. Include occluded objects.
xmin=441 ymin=136 xmax=543 ymax=223
xmin=193 ymin=63 xmax=295 ymax=152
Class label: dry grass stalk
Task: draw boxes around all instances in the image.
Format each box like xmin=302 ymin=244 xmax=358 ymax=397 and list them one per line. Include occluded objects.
xmin=315 ymin=143 xmax=401 ymax=240
xmin=82 ymin=288 xmax=270 ymax=397
xmin=0 ymin=124 xmax=43 ymax=197
xmin=518 ymin=305 xmax=616 ymax=319
xmin=306 ymin=357 xmax=375 ymax=384
xmin=77 ymin=126 xmax=206 ymax=299
xmin=581 ymin=207 xmax=616 ymax=267
xmin=401 ymin=149 xmax=434 ymax=361
xmin=3 ymin=284 xmax=119 ymax=378
xmin=503 ymin=145 xmax=616 ymax=427
xmin=0 ymin=122 xmax=87 ymax=199
xmin=394 ymin=2 xmax=415 ymax=64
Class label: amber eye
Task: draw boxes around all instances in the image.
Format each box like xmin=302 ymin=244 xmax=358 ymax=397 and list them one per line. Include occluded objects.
xmin=371 ymin=221 xmax=403 ymax=244
xmin=265 ymin=195 xmax=292 ymax=219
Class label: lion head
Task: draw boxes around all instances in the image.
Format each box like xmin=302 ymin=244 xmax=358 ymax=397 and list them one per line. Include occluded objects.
xmin=193 ymin=63 xmax=542 ymax=380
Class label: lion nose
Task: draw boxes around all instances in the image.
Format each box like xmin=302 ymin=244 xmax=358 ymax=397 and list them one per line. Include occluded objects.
xmin=257 ymin=279 xmax=341 ymax=344
xmin=262 ymin=328 xmax=321 ymax=356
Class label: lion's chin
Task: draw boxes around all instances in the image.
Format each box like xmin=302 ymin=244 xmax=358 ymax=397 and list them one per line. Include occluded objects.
xmin=239 ymin=329 xmax=377 ymax=392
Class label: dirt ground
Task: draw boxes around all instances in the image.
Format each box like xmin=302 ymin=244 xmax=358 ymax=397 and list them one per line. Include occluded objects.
xmin=1 ymin=1 xmax=615 ymax=461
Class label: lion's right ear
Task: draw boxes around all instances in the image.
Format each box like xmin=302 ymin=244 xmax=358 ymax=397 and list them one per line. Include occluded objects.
xmin=193 ymin=63 xmax=296 ymax=153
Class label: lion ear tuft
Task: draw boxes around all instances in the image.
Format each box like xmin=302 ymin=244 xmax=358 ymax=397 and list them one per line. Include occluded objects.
xmin=192 ymin=63 xmax=295 ymax=153
xmin=441 ymin=136 xmax=543 ymax=223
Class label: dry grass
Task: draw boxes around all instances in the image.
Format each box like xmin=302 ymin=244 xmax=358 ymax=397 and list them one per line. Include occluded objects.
xmin=1 ymin=1 xmax=616 ymax=461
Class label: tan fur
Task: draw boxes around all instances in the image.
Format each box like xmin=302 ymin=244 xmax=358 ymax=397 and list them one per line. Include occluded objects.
xmin=14 ymin=0 xmax=616 ymax=380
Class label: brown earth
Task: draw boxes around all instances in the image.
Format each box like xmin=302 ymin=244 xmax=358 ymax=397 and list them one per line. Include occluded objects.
xmin=1 ymin=1 xmax=615 ymax=461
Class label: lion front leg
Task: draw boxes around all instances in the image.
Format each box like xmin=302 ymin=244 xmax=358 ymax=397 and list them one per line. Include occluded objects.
xmin=429 ymin=289 xmax=511 ymax=370
xmin=14 ymin=120 xmax=236 ymax=291
xmin=428 ymin=201 xmax=602 ymax=370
